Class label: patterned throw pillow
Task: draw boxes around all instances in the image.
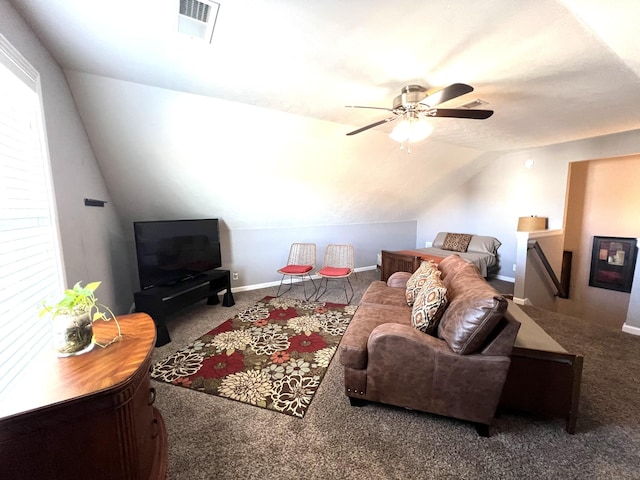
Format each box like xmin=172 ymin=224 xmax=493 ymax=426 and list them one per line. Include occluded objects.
xmin=411 ymin=275 xmax=448 ymax=335
xmin=405 ymin=260 xmax=439 ymax=306
xmin=442 ymin=233 xmax=473 ymax=252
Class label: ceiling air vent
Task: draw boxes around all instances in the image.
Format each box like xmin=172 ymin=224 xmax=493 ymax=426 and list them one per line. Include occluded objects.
xmin=459 ymin=99 xmax=488 ymax=109
xmin=178 ymin=0 xmax=220 ymax=43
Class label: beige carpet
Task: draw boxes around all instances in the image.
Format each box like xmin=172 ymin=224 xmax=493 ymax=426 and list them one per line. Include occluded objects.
xmin=152 ymin=269 xmax=640 ymax=479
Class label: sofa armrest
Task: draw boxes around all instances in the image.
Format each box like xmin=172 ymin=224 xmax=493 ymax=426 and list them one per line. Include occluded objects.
xmin=480 ymin=316 xmax=521 ymax=356
xmin=386 ymin=271 xmax=412 ymax=288
xmin=369 ymin=322 xmax=447 ymax=353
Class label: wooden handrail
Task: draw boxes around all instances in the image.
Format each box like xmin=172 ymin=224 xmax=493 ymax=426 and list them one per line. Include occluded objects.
xmin=527 ymin=240 xmax=571 ymax=299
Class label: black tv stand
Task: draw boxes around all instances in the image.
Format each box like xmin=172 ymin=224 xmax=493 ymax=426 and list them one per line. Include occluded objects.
xmin=134 ymin=269 xmax=235 ymax=346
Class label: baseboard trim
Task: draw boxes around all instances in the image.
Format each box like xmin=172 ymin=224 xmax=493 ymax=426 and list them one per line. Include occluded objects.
xmin=230 ymin=265 xmax=378 ymax=293
xmin=622 ymin=323 xmax=640 ymax=336
xmin=513 ymin=297 xmax=533 ymax=306
xmin=492 ymin=274 xmax=515 ymax=283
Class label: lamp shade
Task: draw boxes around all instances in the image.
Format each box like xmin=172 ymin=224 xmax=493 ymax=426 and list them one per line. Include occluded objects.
xmin=517 ymin=216 xmax=548 ymax=232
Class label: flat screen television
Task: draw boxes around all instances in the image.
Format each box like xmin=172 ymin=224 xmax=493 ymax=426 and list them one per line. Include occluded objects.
xmin=133 ymin=219 xmax=221 ymax=290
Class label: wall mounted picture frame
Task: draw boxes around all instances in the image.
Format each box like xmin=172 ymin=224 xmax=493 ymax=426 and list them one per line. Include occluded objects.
xmin=589 ymin=236 xmax=637 ymax=293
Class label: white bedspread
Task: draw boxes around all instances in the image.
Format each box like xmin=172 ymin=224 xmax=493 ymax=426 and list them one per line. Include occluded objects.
xmin=413 ymin=247 xmax=497 ymax=277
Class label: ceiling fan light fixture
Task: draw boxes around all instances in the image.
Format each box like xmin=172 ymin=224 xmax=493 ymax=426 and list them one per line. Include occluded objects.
xmin=389 ymin=114 xmax=433 ymax=143
xmin=345 ymin=83 xmax=491 ymax=143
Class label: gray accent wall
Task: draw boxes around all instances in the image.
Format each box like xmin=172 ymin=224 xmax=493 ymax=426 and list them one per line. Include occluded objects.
xmin=223 ymin=221 xmax=416 ymax=287
xmin=128 ymin=220 xmax=417 ymax=291
xmin=1 ymin=1 xmax=133 ymax=314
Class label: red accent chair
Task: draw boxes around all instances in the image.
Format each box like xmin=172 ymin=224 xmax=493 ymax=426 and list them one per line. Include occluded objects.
xmin=315 ymin=244 xmax=355 ymax=303
xmin=276 ymin=243 xmax=317 ymax=300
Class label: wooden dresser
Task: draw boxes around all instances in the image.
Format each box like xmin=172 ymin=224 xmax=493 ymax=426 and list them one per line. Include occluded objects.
xmin=0 ymin=313 xmax=167 ymax=479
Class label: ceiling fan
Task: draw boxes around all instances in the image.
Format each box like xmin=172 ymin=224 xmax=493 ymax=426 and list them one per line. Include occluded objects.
xmin=345 ymin=83 xmax=493 ymax=137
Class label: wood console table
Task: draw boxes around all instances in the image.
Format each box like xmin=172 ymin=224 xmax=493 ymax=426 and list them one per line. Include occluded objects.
xmin=0 ymin=313 xmax=167 ymax=480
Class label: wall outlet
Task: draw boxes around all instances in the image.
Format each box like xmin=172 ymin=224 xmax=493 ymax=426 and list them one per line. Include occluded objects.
xmin=512 ymin=264 xmax=517 ymax=272
xmin=232 ymin=271 xmax=239 ymax=281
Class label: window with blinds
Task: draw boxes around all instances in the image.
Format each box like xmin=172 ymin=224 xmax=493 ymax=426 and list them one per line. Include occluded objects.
xmin=0 ymin=34 xmax=64 ymax=398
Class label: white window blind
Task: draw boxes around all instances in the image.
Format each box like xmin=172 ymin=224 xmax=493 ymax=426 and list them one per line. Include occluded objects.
xmin=0 ymin=34 xmax=64 ymax=398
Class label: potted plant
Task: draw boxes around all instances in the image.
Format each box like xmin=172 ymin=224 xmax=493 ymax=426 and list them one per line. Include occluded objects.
xmin=40 ymin=281 xmax=121 ymax=357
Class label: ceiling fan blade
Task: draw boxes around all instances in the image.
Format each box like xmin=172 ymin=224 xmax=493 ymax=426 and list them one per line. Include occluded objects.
xmin=346 ymin=115 xmax=398 ymax=136
xmin=421 ymin=83 xmax=474 ymax=107
xmin=345 ymin=105 xmax=395 ymax=112
xmin=429 ymin=108 xmax=494 ymax=119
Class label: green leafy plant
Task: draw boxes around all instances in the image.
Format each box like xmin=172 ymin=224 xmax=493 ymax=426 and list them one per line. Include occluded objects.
xmin=40 ymin=281 xmax=121 ymax=349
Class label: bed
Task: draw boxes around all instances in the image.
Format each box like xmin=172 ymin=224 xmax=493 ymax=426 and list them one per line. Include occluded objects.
xmin=380 ymin=232 xmax=501 ymax=281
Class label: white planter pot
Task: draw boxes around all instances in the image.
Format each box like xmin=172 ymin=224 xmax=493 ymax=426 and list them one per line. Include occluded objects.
xmin=51 ymin=312 xmax=94 ymax=357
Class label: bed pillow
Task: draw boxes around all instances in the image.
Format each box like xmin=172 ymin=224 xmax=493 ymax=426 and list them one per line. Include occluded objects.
xmin=411 ymin=274 xmax=448 ymax=335
xmin=405 ymin=260 xmax=439 ymax=306
xmin=467 ymin=235 xmax=501 ymax=255
xmin=432 ymin=232 xmax=448 ymax=248
xmin=442 ymin=233 xmax=473 ymax=252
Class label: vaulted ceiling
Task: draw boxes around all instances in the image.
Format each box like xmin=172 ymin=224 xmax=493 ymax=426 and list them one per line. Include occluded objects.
xmin=11 ymin=0 xmax=640 ymax=152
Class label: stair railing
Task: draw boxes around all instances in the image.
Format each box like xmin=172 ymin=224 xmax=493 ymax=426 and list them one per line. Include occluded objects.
xmin=527 ymin=240 xmax=571 ymax=299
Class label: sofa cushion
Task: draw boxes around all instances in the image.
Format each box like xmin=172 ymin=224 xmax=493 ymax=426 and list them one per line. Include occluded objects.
xmin=360 ymin=281 xmax=409 ymax=308
xmin=319 ymin=266 xmax=351 ymax=276
xmin=405 ymin=260 xmax=439 ymax=306
xmin=437 ymin=259 xmax=507 ymax=355
xmin=387 ymin=271 xmax=411 ymax=288
xmin=411 ymin=275 xmax=448 ymax=335
xmin=442 ymin=233 xmax=473 ymax=252
xmin=279 ymin=264 xmax=313 ymax=274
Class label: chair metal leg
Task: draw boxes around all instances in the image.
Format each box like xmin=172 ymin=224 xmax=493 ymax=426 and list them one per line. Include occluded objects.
xmin=276 ymin=274 xmax=292 ymax=297
xmin=278 ymin=274 xmax=317 ymax=301
xmin=315 ymin=276 xmax=353 ymax=304
xmin=314 ymin=277 xmax=328 ymax=301
xmin=302 ymin=275 xmax=317 ymax=301
xmin=343 ymin=276 xmax=354 ymax=304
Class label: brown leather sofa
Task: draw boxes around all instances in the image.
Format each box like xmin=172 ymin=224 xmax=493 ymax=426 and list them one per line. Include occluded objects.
xmin=339 ymin=254 xmax=520 ymax=436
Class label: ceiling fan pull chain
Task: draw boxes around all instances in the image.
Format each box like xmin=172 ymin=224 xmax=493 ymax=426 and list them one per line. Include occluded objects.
xmin=399 ymin=141 xmax=412 ymax=153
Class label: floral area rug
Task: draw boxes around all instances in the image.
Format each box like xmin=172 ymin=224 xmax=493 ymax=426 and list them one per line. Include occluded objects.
xmin=151 ymin=296 xmax=356 ymax=418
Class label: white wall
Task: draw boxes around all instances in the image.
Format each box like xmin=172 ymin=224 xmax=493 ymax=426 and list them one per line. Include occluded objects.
xmin=64 ymin=72 xmax=486 ymax=230
xmin=418 ymin=149 xmax=568 ymax=279
xmin=0 ymin=0 xmax=132 ymax=314
xmin=419 ymin=129 xmax=640 ymax=283
xmin=63 ymin=72 xmax=481 ymax=293
xmin=6 ymin=0 xmax=640 ymax=316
